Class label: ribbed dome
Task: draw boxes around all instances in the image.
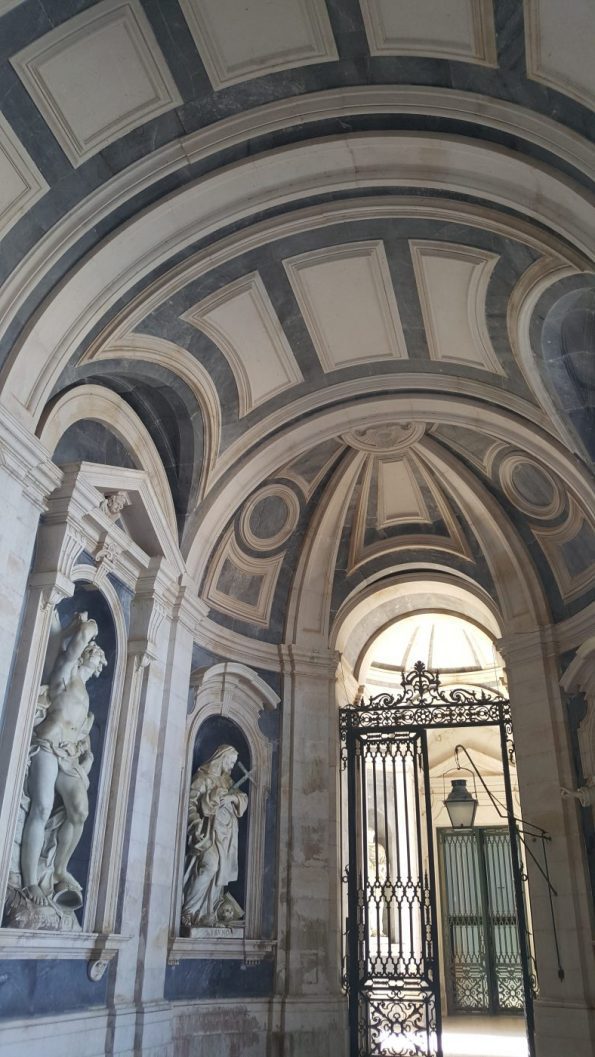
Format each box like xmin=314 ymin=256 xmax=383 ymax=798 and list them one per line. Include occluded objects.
xmin=369 ymin=613 xmax=499 ymax=674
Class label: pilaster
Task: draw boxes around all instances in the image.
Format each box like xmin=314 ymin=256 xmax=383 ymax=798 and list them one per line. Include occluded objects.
xmin=500 ymin=626 xmax=595 ymax=1057
xmin=274 ymin=643 xmax=348 ymax=1056
xmin=0 ymin=408 xmax=61 ymax=718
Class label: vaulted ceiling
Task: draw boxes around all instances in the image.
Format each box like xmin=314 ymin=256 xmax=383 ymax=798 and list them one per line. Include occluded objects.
xmin=1 ymin=0 xmax=593 ymax=645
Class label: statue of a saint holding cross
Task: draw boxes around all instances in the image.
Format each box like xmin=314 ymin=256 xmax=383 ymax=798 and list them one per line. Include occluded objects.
xmin=181 ymin=744 xmax=252 ymax=929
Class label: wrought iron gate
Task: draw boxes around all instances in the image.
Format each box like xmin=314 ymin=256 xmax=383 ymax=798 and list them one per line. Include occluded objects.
xmin=438 ymin=827 xmax=525 ymax=1014
xmin=340 ymin=662 xmax=535 ymax=1057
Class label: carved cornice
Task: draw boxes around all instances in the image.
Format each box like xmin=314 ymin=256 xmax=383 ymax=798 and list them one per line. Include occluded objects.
xmin=0 ymin=406 xmax=61 ymax=510
xmin=279 ymin=643 xmax=340 ymax=679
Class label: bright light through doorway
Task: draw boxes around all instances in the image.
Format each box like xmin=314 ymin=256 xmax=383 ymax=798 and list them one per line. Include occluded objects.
xmin=378 ymin=1018 xmax=528 ymax=1057
xmin=442 ymin=1017 xmax=528 ymax=1057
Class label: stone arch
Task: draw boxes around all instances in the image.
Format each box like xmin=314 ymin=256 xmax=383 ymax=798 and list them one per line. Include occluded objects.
xmin=170 ymin=662 xmax=279 ymax=951
xmin=37 ymin=384 xmax=177 ymax=536
xmin=2 ymin=132 xmax=593 ymax=426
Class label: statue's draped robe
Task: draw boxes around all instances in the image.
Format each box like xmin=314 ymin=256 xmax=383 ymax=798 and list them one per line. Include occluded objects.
xmin=183 ymin=765 xmax=247 ymax=924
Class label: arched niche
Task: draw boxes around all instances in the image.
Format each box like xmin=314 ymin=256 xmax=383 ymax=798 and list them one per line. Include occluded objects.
xmin=3 ymin=565 xmax=128 ymax=941
xmin=170 ymin=662 xmax=279 ymax=962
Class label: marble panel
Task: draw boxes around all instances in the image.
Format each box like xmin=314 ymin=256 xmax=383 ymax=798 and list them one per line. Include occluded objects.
xmin=178 ymin=0 xmax=338 ymax=89
xmin=376 ymin=457 xmax=431 ymax=528
xmin=0 ymin=111 xmax=48 ymax=239
xmin=525 ymin=0 xmax=595 ymax=110
xmin=182 ymin=272 xmax=303 ymax=416
xmin=410 ymin=240 xmax=504 ymax=374
xmin=284 ymin=241 xmax=408 ymax=372
xmin=11 ymin=0 xmax=182 ymax=166
xmin=359 ymin=0 xmax=497 ymax=65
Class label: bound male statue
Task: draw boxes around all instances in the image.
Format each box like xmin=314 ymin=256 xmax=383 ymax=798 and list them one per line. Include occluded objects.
xmin=9 ymin=611 xmax=107 ymax=924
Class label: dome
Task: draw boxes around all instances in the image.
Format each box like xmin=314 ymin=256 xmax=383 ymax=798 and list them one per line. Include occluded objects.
xmin=368 ymin=612 xmax=500 ymax=675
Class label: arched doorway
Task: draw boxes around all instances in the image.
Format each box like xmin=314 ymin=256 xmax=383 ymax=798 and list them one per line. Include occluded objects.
xmin=338 ymin=606 xmax=537 ymax=1057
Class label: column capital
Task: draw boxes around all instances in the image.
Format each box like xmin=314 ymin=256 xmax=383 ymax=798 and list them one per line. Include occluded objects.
xmin=279 ymin=643 xmax=340 ymax=679
xmin=498 ymin=624 xmax=558 ymax=665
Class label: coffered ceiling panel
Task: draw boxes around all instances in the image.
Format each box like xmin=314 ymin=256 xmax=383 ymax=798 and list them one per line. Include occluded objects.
xmin=410 ymin=241 xmax=504 ymax=374
xmin=0 ymin=112 xmax=48 ymax=238
xmin=10 ymin=0 xmax=182 ymax=166
xmin=284 ymin=241 xmax=408 ymax=372
xmin=182 ymin=272 xmax=303 ymax=416
xmin=377 ymin=457 xmax=431 ymax=527
xmin=525 ymin=0 xmax=595 ymax=109
xmin=178 ymin=0 xmax=338 ymax=89
xmin=359 ymin=0 xmax=497 ymax=65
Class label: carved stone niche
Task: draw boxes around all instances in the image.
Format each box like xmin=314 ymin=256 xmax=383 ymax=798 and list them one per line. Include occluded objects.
xmin=169 ymin=662 xmax=279 ymax=962
xmin=560 ymin=636 xmax=595 ymax=805
xmin=0 ymin=459 xmax=185 ymax=977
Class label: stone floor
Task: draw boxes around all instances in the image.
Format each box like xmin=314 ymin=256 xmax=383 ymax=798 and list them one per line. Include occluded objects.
xmin=442 ymin=1015 xmax=529 ymax=1057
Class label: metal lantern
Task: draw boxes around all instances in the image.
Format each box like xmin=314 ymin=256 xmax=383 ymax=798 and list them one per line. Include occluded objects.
xmin=444 ymin=777 xmax=478 ymax=829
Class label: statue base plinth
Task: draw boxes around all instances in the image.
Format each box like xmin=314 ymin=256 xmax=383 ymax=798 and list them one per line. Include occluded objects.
xmin=189 ymin=926 xmax=244 ymax=939
xmin=3 ymin=885 xmax=82 ymax=932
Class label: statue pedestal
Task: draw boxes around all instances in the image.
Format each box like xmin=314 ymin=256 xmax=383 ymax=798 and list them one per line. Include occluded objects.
xmin=188 ymin=926 xmax=244 ymax=939
xmin=3 ymin=884 xmax=81 ymax=932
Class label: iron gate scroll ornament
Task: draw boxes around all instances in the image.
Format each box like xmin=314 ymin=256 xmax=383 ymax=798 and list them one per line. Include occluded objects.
xmin=339 ymin=662 xmax=536 ymax=1057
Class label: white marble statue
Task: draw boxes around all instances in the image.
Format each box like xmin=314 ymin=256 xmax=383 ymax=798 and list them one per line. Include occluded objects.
xmin=181 ymin=744 xmax=249 ymax=931
xmin=561 ymin=776 xmax=595 ymax=807
xmin=4 ymin=612 xmax=107 ymax=930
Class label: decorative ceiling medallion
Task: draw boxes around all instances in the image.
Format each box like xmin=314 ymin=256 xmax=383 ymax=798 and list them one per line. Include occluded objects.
xmin=239 ymin=484 xmax=301 ymax=553
xmin=499 ymin=452 xmax=564 ymax=520
xmin=341 ymin=422 xmax=425 ymax=454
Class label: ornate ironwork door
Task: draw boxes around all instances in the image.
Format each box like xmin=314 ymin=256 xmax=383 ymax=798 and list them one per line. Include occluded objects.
xmin=340 ymin=663 xmax=536 ymax=1057
xmin=345 ymin=726 xmax=440 ymax=1056
xmin=438 ymin=827 xmax=525 ymax=1014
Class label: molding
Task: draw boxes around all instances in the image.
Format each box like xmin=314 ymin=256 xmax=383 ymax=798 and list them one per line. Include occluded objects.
xmin=283 ymin=240 xmax=408 ymax=372
xmin=194 ymin=611 xmax=282 ymax=669
xmin=360 ymin=0 xmax=497 ymax=66
xmin=203 ymin=525 xmax=284 ymax=627
xmin=94 ymin=334 xmax=221 ymax=501
xmin=524 ymin=0 xmax=595 ymax=111
xmin=279 ymin=439 xmax=344 ymax=501
xmin=168 ymin=662 xmax=279 ymax=954
xmin=507 ymin=256 xmax=582 ymax=454
xmin=0 ymin=112 xmax=48 ymax=240
xmin=0 ymin=928 xmax=127 ymax=963
xmin=284 ymin=449 xmax=365 ymax=646
xmin=37 ymin=384 xmax=177 ymax=537
xmin=499 ymin=451 xmax=565 ymax=521
xmin=0 ymin=84 xmax=591 ymax=396
xmin=178 ymin=0 xmax=338 ymax=90
xmin=279 ymin=643 xmax=340 ymax=678
xmin=555 ymin=602 xmax=595 ymax=653
xmin=239 ymin=483 xmax=301 ymax=552
xmin=410 ymin=239 xmax=504 ymax=375
xmin=11 ymin=0 xmax=181 ymax=167
xmin=186 ymin=390 xmax=595 ymax=586
xmin=347 ymin=449 xmax=473 ymax=573
xmin=342 ymin=422 xmax=426 ymax=454
xmin=0 ymin=405 xmax=61 ymax=510
xmin=168 ymin=935 xmax=274 ymax=962
xmin=209 ymin=371 xmax=555 ymax=491
xmin=429 ymin=423 xmax=504 ymax=477
xmin=182 ymin=271 xmax=302 ymax=417
xmin=376 ymin=454 xmax=431 ymax=528
xmin=6 ymin=129 xmax=593 ymax=423
xmin=532 ymin=499 xmax=595 ymax=603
